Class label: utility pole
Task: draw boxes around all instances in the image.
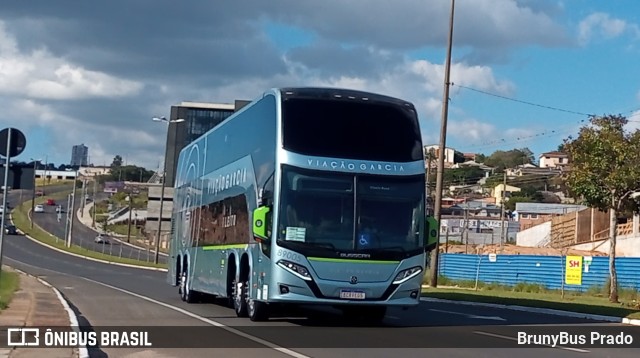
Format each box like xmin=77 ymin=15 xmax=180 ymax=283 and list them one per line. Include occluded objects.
xmin=464 ymin=206 xmax=469 ymax=254
xmin=67 ymin=172 xmax=78 ymax=247
xmin=429 ymin=0 xmax=456 ymax=288
xmin=64 ymin=194 xmax=71 ymax=240
xmin=92 ymin=176 xmax=97 ymax=228
xmin=426 ymin=150 xmax=433 ymax=214
xmin=499 ymin=171 xmax=507 ymax=249
xmin=126 ymin=192 xmax=133 ymax=243
xmin=80 ymin=179 xmax=87 ymax=218
xmin=0 ymin=128 xmax=13 ymax=274
xmin=31 ymin=159 xmax=38 ymax=229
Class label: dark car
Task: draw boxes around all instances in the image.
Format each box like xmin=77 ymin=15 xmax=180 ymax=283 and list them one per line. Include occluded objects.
xmin=4 ymin=225 xmax=17 ymax=235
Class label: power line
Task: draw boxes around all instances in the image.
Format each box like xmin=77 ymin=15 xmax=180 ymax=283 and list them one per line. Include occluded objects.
xmin=452 ymin=83 xmax=596 ymax=117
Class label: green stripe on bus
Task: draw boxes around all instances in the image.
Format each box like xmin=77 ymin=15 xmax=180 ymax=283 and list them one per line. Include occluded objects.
xmin=202 ymin=244 xmax=247 ymax=251
xmin=307 ymin=257 xmax=399 ymax=264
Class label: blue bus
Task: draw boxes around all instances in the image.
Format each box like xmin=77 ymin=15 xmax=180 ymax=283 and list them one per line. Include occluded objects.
xmin=169 ymin=87 xmax=437 ymax=322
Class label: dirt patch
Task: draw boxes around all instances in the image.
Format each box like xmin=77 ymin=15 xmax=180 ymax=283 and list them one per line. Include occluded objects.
xmin=441 ymin=244 xmax=608 ymax=256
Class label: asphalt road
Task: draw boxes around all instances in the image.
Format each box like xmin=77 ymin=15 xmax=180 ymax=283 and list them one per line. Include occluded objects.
xmin=31 ymin=189 xmax=167 ymax=264
xmin=3 ymin=188 xmax=639 ymax=357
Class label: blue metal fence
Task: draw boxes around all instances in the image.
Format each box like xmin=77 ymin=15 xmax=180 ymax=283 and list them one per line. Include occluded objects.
xmin=438 ymin=253 xmax=640 ymax=291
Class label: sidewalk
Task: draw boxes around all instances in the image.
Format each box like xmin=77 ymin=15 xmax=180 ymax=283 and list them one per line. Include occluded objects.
xmin=0 ymin=266 xmax=77 ymax=358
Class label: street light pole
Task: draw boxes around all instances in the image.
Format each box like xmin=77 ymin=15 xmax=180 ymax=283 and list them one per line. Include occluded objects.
xmin=92 ymin=175 xmax=97 ymax=228
xmin=152 ymin=116 xmax=184 ymax=264
xmin=30 ymin=158 xmax=41 ymax=229
xmin=67 ymin=170 xmax=78 ymax=248
xmin=126 ymin=192 xmax=133 ymax=243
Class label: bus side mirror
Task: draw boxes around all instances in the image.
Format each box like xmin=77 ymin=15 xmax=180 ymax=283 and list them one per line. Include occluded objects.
xmin=425 ymin=216 xmax=439 ymax=252
xmin=253 ymin=206 xmax=271 ymax=243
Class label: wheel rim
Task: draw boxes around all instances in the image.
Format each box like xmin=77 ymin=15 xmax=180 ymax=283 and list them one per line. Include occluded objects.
xmin=180 ymin=272 xmax=187 ymax=299
xmin=234 ymin=281 xmax=242 ymax=311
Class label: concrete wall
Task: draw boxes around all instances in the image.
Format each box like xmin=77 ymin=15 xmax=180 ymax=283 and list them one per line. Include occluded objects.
xmin=572 ymin=234 xmax=640 ymax=257
xmin=516 ymin=221 xmax=552 ymax=247
xmin=145 ymin=185 xmax=173 ymax=233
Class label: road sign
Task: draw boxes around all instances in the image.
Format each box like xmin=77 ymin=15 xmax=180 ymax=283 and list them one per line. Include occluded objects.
xmin=0 ymin=128 xmax=27 ymax=157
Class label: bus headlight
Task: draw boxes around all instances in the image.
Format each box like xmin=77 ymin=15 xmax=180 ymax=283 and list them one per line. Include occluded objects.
xmin=277 ymin=260 xmax=312 ymax=281
xmin=393 ymin=266 xmax=422 ymax=284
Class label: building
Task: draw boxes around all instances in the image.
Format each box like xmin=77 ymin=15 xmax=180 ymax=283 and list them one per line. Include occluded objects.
xmin=539 ymin=151 xmax=569 ymax=168
xmin=423 ymin=145 xmax=455 ymax=164
xmin=35 ymin=169 xmax=77 ymax=181
xmin=78 ymin=166 xmax=111 ymax=178
xmin=145 ymin=184 xmax=174 ymax=249
xmin=0 ymin=164 xmax=35 ymax=190
xmin=515 ymin=202 xmax=587 ymax=231
xmin=70 ymin=144 xmax=89 ymax=167
xmin=440 ymin=202 xmax=519 ymax=245
xmin=492 ymin=184 xmax=521 ymax=206
xmin=147 ymin=99 xmax=249 ymax=243
xmin=163 ymin=100 xmax=249 ymax=187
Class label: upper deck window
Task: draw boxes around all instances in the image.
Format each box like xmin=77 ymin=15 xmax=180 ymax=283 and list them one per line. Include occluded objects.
xmin=281 ymin=97 xmax=422 ymax=162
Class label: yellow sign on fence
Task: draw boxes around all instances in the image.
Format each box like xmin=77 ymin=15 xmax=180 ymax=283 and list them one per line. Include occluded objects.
xmin=565 ymin=256 xmax=583 ymax=285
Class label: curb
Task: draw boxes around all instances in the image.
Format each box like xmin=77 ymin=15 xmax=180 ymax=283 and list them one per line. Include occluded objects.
xmin=13 ymin=268 xmax=90 ymax=358
xmin=419 ymin=297 xmax=640 ymax=326
xmin=10 ymin=212 xmax=168 ymax=272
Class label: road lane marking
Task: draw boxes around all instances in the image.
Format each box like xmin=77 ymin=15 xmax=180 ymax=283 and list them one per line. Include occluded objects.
xmin=474 ymin=331 xmax=590 ymax=353
xmin=5 ymin=256 xmax=309 ymax=358
xmin=429 ymin=308 xmax=506 ymax=321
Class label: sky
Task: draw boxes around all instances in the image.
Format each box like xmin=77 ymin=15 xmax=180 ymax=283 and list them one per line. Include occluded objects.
xmin=1 ymin=0 xmax=640 ymax=171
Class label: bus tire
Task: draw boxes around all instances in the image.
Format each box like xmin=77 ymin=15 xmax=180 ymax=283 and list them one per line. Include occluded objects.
xmin=179 ymin=271 xmax=186 ymax=300
xmin=248 ymin=300 xmax=269 ymax=322
xmin=180 ymin=270 xmax=197 ymax=303
xmin=233 ymin=279 xmax=248 ymax=317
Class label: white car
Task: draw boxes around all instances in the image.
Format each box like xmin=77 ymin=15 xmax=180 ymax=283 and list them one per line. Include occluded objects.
xmin=34 ymin=204 xmax=45 ymax=213
xmin=95 ymin=233 xmax=110 ymax=244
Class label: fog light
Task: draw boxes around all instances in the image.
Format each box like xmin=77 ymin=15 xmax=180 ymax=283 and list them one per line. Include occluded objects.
xmin=410 ymin=290 xmax=419 ymax=299
xmin=280 ymin=285 xmax=289 ymax=294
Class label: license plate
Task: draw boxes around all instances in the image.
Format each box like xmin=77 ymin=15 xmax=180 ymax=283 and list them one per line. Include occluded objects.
xmin=340 ymin=290 xmax=366 ymax=300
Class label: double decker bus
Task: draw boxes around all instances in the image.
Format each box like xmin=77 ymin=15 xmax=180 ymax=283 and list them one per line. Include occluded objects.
xmin=169 ymin=87 xmax=438 ymax=322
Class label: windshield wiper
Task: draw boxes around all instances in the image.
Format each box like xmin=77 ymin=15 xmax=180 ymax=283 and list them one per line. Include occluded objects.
xmin=306 ymin=242 xmax=336 ymax=250
xmin=359 ymin=246 xmax=407 ymax=254
xmin=281 ymin=240 xmax=336 ymax=250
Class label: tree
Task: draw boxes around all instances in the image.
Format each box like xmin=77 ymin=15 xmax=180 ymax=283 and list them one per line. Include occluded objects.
xmin=453 ymin=150 xmax=466 ymax=164
xmin=483 ymin=148 xmax=535 ymax=171
xmin=443 ymin=166 xmax=485 ymax=186
xmin=111 ymin=155 xmax=123 ymax=167
xmin=563 ymin=114 xmax=640 ymax=303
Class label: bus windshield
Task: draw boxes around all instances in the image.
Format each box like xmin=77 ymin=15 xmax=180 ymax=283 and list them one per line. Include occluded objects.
xmin=277 ymin=166 xmax=424 ymax=259
xmin=281 ymin=96 xmax=422 ymax=162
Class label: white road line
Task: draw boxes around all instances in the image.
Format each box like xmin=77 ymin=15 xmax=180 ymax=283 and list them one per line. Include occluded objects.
xmin=474 ymin=331 xmax=590 ymax=353
xmin=13 ymin=268 xmax=91 ymax=358
xmin=5 ymin=257 xmax=310 ymax=358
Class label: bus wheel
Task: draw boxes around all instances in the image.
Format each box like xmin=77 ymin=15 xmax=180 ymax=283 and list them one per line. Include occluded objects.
xmin=248 ymin=300 xmax=269 ymax=322
xmin=179 ymin=272 xmax=187 ymax=301
xmin=180 ymin=271 xmax=197 ymax=303
xmin=233 ymin=279 xmax=248 ymax=317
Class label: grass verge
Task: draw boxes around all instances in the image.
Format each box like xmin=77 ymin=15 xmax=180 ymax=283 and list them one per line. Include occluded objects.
xmin=423 ymin=276 xmax=640 ymax=320
xmin=11 ymin=195 xmax=166 ymax=270
xmin=0 ymin=270 xmax=20 ymax=310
